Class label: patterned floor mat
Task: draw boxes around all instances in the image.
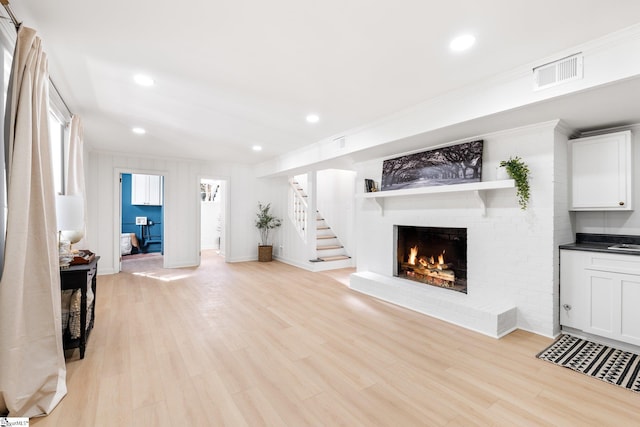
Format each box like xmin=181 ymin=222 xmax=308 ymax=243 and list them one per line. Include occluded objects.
xmin=537 ymin=334 xmax=640 ymax=393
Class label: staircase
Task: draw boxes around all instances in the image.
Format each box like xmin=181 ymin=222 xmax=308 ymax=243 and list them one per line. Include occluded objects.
xmin=289 ymin=181 xmax=308 ymax=241
xmin=314 ymin=213 xmax=351 ymax=262
xmin=290 ymin=179 xmax=351 ymax=269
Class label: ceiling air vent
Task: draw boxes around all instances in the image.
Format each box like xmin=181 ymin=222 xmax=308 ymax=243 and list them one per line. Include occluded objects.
xmin=533 ymin=53 xmax=583 ymax=90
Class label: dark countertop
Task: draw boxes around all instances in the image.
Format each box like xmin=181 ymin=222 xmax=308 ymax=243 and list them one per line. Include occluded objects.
xmin=560 ymin=233 xmax=640 ymax=256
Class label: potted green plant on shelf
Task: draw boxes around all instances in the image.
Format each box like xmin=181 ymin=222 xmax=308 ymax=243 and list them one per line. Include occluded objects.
xmin=255 ymin=202 xmax=282 ymax=262
xmin=499 ymin=156 xmax=530 ymax=210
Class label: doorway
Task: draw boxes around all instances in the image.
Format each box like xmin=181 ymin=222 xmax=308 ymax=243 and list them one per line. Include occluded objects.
xmin=199 ymin=178 xmax=226 ymax=259
xmin=119 ymin=172 xmax=165 ymax=272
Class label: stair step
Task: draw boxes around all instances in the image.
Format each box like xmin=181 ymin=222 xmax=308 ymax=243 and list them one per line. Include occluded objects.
xmin=317 ymin=226 xmax=331 ymax=230
xmin=317 ymin=235 xmax=336 ymax=240
xmin=318 ymin=255 xmax=351 ymax=261
xmin=317 ymin=245 xmax=343 ymax=250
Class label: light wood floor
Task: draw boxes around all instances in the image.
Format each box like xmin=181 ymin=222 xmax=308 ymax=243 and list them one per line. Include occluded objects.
xmin=34 ymin=251 xmax=640 ymax=426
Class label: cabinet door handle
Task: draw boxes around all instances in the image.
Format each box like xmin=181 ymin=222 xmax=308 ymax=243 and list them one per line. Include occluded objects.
xmin=562 ymin=304 xmax=572 ymax=311
xmin=619 ymin=201 xmax=625 ymax=206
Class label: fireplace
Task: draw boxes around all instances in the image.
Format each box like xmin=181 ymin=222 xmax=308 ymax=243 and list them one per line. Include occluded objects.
xmin=394 ymin=226 xmax=467 ymax=293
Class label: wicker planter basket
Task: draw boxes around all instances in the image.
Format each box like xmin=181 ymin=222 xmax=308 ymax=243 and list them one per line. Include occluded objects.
xmin=258 ymin=245 xmax=273 ymax=262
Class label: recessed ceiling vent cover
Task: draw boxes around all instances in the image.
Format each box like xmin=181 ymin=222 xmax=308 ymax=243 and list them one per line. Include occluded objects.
xmin=533 ymin=53 xmax=583 ymax=90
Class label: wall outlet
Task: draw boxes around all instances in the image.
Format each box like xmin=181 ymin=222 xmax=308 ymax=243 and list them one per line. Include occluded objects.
xmin=135 ymin=216 xmax=147 ymax=225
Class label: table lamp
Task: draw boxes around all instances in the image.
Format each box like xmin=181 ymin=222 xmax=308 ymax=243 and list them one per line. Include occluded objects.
xmin=56 ymin=194 xmax=84 ymax=250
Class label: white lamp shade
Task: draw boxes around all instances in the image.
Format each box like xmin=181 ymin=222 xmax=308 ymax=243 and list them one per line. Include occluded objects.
xmin=56 ymin=194 xmax=84 ymax=233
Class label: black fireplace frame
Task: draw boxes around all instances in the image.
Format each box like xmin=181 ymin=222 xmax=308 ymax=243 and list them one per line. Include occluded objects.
xmin=394 ymin=225 xmax=468 ymax=293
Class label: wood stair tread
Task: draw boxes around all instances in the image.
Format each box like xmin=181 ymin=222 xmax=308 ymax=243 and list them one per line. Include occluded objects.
xmin=318 ymin=255 xmax=351 ymax=261
xmin=317 ymin=235 xmax=336 ymax=240
xmin=317 ymin=226 xmax=331 ymax=230
xmin=317 ymin=245 xmax=343 ymax=250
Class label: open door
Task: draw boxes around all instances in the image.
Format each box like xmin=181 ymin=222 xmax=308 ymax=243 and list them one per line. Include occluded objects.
xmin=199 ymin=177 xmax=227 ymax=263
xmin=119 ymin=172 xmax=165 ymax=272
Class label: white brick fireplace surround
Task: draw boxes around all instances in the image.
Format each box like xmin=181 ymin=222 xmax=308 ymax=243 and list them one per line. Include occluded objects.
xmin=351 ymin=272 xmax=518 ymax=337
xmin=350 ymin=121 xmax=573 ymax=339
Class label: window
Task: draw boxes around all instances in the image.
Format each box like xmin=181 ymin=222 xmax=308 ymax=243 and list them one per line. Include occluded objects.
xmin=0 ymin=26 xmax=12 ymax=234
xmin=48 ymin=80 xmax=72 ymax=196
xmin=0 ymin=10 xmax=70 ymax=211
xmin=48 ymin=111 xmax=65 ymax=194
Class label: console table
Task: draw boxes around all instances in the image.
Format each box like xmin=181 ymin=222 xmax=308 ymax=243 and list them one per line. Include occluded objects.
xmin=60 ymin=256 xmax=99 ymax=359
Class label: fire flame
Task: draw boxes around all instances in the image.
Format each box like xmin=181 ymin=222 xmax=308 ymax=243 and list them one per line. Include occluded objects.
xmin=408 ymin=247 xmax=447 ymax=268
xmin=408 ymin=246 xmax=418 ymax=265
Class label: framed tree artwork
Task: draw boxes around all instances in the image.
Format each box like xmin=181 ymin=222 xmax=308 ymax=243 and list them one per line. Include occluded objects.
xmin=381 ymin=140 xmax=483 ymax=191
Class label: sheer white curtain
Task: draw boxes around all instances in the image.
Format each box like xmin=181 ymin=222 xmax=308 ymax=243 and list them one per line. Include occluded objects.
xmin=0 ymin=26 xmax=67 ymax=417
xmin=66 ymin=114 xmax=86 ymax=247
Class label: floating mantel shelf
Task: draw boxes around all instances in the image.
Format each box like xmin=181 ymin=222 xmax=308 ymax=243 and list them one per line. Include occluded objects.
xmin=361 ymin=179 xmax=515 ymax=215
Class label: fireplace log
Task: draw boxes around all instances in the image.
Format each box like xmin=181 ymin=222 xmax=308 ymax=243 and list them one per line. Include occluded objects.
xmin=427 ymin=269 xmax=454 ymax=282
xmin=411 ymin=267 xmax=455 ymax=282
xmin=402 ymin=262 xmax=454 ymax=271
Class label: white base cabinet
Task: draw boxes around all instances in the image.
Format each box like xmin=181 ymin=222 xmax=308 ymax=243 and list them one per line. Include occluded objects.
xmin=560 ymin=250 xmax=586 ymax=329
xmin=560 ymin=249 xmax=640 ymax=346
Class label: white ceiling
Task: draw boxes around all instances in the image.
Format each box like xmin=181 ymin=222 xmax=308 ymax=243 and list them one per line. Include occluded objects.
xmin=8 ymin=1 xmax=640 ymax=164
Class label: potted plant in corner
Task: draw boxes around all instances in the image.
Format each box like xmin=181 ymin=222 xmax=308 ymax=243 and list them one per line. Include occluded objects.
xmin=499 ymin=156 xmax=530 ymax=210
xmin=255 ymin=202 xmax=282 ymax=262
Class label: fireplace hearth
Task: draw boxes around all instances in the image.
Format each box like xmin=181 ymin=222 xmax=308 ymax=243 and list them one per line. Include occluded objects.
xmin=395 ymin=226 xmax=467 ymax=293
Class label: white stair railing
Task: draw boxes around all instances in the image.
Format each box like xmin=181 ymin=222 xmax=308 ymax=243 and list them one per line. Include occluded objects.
xmin=289 ymin=180 xmax=307 ymax=242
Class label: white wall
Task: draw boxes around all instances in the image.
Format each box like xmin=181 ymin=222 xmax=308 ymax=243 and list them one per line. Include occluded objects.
xmin=553 ymin=127 xmax=574 ymax=336
xmin=241 ymin=175 xmax=287 ymax=259
xmin=354 ymin=121 xmax=569 ymax=337
xmin=86 ymin=152 xmax=262 ymax=274
xmin=574 ymin=124 xmax=640 ymax=235
xmin=317 ymin=169 xmax=356 ymax=258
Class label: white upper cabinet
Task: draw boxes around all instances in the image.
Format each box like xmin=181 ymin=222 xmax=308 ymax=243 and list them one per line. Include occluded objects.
xmin=569 ymin=130 xmax=632 ymax=211
xmin=131 ymin=174 xmax=163 ymax=206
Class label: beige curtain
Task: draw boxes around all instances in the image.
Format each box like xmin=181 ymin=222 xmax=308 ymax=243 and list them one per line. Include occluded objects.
xmin=66 ymin=115 xmax=86 ymax=247
xmin=0 ymin=26 xmax=67 ymax=417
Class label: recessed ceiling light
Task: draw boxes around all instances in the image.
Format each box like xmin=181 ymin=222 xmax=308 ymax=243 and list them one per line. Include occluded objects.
xmin=133 ymin=74 xmax=155 ymax=86
xmin=306 ymin=114 xmax=320 ymax=123
xmin=252 ymin=145 xmax=262 ymax=152
xmin=132 ymin=127 xmax=146 ymax=135
xmin=449 ymin=34 xmax=476 ymax=52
